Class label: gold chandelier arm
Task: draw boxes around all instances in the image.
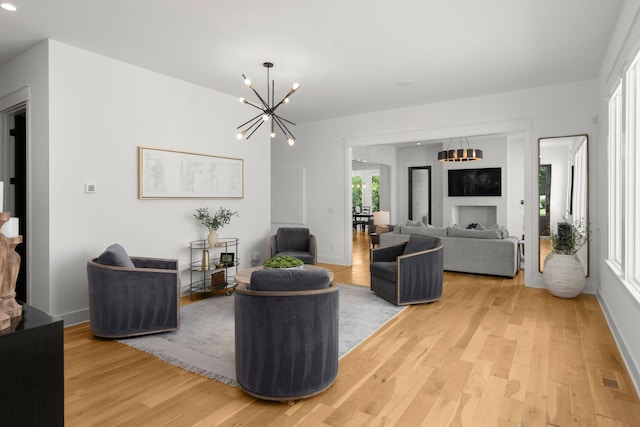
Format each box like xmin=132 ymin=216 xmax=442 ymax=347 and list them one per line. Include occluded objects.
xmin=272 ymin=88 xmax=299 ymax=112
xmin=241 ymin=99 xmax=266 ymax=111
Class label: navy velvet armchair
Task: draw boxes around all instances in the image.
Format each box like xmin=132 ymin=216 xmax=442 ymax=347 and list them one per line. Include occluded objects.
xmin=267 ymin=227 xmax=317 ymax=264
xmin=87 ymin=244 xmax=180 ymax=338
xmin=370 ymin=234 xmax=444 ymax=305
xmin=234 ymin=268 xmax=339 ymax=401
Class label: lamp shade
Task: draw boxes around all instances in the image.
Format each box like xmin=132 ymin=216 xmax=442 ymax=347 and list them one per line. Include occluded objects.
xmin=373 ymin=211 xmax=390 ymax=226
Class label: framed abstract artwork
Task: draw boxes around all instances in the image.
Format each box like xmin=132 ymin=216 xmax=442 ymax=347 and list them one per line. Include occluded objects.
xmin=138 ymin=147 xmax=244 ymax=199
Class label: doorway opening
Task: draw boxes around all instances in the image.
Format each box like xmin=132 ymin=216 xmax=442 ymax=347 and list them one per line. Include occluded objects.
xmin=1 ymin=106 xmax=27 ymax=302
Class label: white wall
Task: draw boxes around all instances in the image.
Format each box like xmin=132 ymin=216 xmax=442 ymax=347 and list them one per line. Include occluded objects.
xmin=0 ymin=40 xmax=272 ymax=323
xmin=275 ymin=80 xmax=599 ymax=293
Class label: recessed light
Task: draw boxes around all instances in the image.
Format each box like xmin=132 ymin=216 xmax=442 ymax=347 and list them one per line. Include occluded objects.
xmin=417 ymin=142 xmax=422 ymax=146
xmin=397 ymin=80 xmax=415 ymax=88
xmin=1 ymin=2 xmax=17 ymax=11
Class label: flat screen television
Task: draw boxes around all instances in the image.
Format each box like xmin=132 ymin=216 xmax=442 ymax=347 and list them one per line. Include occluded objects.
xmin=448 ymin=167 xmax=502 ymax=197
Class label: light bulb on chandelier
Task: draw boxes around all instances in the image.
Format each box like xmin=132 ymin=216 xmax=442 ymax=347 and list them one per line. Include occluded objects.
xmin=236 ymin=62 xmax=299 ymax=144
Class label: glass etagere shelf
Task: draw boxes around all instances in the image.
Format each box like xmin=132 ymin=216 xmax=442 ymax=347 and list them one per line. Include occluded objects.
xmin=189 ymin=237 xmax=238 ymax=299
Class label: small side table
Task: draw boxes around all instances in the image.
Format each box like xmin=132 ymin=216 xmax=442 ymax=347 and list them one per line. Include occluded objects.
xmin=370 ymin=233 xmax=380 ymax=248
xmin=518 ymin=240 xmax=525 ymax=271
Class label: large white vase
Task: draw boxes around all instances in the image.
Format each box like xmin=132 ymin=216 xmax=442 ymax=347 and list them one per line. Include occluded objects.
xmin=543 ymin=254 xmax=585 ymax=298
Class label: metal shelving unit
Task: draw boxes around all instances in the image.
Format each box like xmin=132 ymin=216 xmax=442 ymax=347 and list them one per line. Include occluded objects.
xmin=189 ymin=237 xmax=238 ymax=299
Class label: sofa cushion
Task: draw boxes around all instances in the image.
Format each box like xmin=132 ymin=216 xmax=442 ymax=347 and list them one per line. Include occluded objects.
xmin=370 ymin=261 xmax=397 ymax=282
xmin=403 ymin=234 xmax=441 ymax=255
xmin=97 ymin=243 xmax=135 ymax=268
xmin=399 ymin=225 xmax=448 ymax=237
xmin=447 ymin=227 xmax=503 ymax=239
xmin=250 ymin=268 xmax=330 ymax=291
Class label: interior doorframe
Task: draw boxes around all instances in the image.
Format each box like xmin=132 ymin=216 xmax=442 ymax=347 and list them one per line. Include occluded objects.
xmin=0 ymin=85 xmax=31 ymax=304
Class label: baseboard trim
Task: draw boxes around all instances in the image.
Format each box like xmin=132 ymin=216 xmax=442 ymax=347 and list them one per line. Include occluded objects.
xmin=59 ymin=308 xmax=90 ymax=327
xmin=597 ymin=293 xmax=640 ymax=397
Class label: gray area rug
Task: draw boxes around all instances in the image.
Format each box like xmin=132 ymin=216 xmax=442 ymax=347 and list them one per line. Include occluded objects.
xmin=118 ymin=283 xmax=405 ymax=386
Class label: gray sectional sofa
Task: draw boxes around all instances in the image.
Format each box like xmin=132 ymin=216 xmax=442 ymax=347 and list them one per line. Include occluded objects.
xmin=379 ymin=224 xmax=519 ymax=277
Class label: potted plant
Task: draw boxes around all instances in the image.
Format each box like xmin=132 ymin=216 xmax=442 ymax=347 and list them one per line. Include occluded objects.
xmin=193 ymin=207 xmax=238 ymax=246
xmin=263 ymin=255 xmax=304 ymax=269
xmin=543 ymin=219 xmax=590 ymax=298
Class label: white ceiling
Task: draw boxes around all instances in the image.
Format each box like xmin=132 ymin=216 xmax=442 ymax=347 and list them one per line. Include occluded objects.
xmin=0 ymin=0 xmax=624 ymax=124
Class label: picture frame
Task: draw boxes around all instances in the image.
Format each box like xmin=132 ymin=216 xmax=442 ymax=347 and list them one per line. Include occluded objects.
xmin=220 ymin=252 xmax=235 ymax=267
xmin=138 ymin=146 xmax=244 ymax=199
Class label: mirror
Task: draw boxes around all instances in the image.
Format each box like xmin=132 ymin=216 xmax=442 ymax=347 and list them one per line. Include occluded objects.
xmin=538 ymin=135 xmax=589 ymax=276
xmin=408 ymin=166 xmax=432 ymax=223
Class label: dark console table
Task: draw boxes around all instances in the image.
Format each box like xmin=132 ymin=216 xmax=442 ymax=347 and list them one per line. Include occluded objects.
xmin=0 ymin=303 xmax=64 ymax=426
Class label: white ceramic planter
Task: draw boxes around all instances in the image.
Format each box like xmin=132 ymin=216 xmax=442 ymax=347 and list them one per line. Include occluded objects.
xmin=543 ymin=254 xmax=585 ymax=298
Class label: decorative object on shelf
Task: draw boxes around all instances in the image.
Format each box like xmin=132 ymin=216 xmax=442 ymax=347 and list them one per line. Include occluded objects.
xmin=437 ymin=137 xmax=483 ymax=162
xmin=220 ymin=252 xmax=235 ymax=267
xmin=201 ymin=250 xmax=210 ymax=271
xmin=193 ymin=207 xmax=239 ymax=246
xmin=211 ymin=271 xmax=226 ymax=286
xmin=543 ymin=219 xmax=590 ymax=298
xmin=236 ymin=62 xmax=300 ymax=146
xmin=0 ymin=212 xmax=23 ymax=330
xmin=263 ymin=255 xmax=304 ymax=269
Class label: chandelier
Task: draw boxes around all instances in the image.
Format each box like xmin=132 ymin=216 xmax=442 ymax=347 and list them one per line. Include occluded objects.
xmin=437 ymin=137 xmax=483 ymax=162
xmin=236 ymin=62 xmax=299 ymax=145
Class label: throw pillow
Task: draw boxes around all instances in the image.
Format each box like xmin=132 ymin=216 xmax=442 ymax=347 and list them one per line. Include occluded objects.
xmin=497 ymin=226 xmax=509 ymax=238
xmin=97 ymin=243 xmax=135 ymax=268
xmin=447 ymin=227 xmax=503 ymax=239
xmin=406 ymin=219 xmax=426 ymax=227
xmin=403 ymin=234 xmax=440 ymax=254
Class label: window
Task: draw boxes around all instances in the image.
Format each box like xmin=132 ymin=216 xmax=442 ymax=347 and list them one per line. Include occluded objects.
xmin=627 ymin=51 xmax=640 ymax=285
xmin=607 ymin=46 xmax=640 ymax=290
xmin=608 ymin=83 xmax=623 ymax=270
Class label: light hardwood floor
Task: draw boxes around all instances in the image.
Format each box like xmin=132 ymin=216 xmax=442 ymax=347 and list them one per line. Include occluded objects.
xmin=64 ymin=232 xmax=640 ymax=426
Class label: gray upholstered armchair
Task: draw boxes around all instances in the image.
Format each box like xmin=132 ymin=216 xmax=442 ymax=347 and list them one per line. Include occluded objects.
xmin=87 ymin=244 xmax=180 ymax=338
xmin=370 ymin=234 xmax=444 ymax=305
xmin=234 ymin=269 xmax=339 ymax=401
xmin=267 ymin=227 xmax=317 ymax=264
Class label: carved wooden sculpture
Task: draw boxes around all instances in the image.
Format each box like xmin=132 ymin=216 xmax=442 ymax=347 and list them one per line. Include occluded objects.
xmin=0 ymin=212 xmax=22 ymax=330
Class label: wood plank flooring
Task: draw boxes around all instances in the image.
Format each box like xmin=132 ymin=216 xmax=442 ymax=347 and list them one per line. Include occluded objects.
xmin=64 ymin=232 xmax=640 ymax=426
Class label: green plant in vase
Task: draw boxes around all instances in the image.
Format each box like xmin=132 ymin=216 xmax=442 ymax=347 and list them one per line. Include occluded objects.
xmin=193 ymin=207 xmax=238 ymax=246
xmin=263 ymin=255 xmax=304 ymax=269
